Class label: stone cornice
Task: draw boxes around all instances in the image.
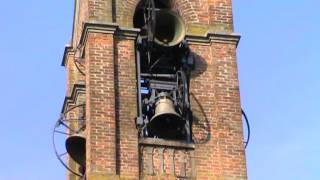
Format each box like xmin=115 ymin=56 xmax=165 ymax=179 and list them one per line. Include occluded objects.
xmin=77 ymin=21 xmax=240 ymax=46
xmin=186 ymin=32 xmax=241 ymax=46
xmin=61 ymin=45 xmax=73 ymax=67
xmin=61 ymin=21 xmax=240 ymax=66
xmin=79 ymin=22 xmax=118 ymax=45
xmin=61 ymin=22 xmax=140 ymax=67
xmin=79 ymin=22 xmax=140 ymax=45
xmin=61 ymin=84 xmax=86 ymax=113
xmin=117 ymin=27 xmax=140 ymax=39
xmin=139 ymin=138 xmax=195 ymax=149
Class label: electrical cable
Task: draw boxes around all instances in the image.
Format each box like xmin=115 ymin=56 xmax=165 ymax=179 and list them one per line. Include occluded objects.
xmin=74 ymin=59 xmax=86 ymax=76
xmin=242 ymin=108 xmax=250 ymax=149
xmin=73 ymin=45 xmax=86 ymax=76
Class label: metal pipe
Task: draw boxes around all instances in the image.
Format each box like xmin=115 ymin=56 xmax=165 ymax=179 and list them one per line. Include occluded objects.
xmin=242 ymin=109 xmax=250 ymax=149
xmin=136 ymin=42 xmax=143 ymax=124
xmin=141 ymin=73 xmax=175 ymax=78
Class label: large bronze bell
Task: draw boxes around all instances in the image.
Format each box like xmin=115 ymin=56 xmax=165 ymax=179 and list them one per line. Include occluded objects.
xmin=154 ymin=10 xmax=186 ymax=47
xmin=148 ymin=96 xmax=185 ymax=139
xmin=65 ymin=132 xmax=86 ymax=167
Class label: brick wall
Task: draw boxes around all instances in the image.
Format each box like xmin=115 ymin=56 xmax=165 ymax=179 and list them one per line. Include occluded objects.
xmin=208 ymin=0 xmax=234 ymax=32
xmin=85 ymin=33 xmax=117 ymax=178
xmin=88 ymin=0 xmax=113 ymax=22
xmin=189 ymin=42 xmax=247 ymax=179
xmin=114 ymin=37 xmax=139 ymax=178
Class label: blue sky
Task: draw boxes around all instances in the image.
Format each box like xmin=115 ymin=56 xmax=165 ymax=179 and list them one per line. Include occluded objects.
xmin=0 ymin=0 xmax=319 ymax=179
xmin=234 ymin=0 xmax=320 ymax=179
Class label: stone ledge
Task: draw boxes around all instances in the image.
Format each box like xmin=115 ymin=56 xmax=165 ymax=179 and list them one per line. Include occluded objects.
xmin=78 ymin=22 xmax=240 ymax=47
xmin=79 ymin=22 xmax=140 ymax=45
xmin=61 ymin=44 xmax=73 ymax=67
xmin=139 ymin=138 xmax=195 ymax=149
xmin=61 ymin=21 xmax=240 ymax=66
xmin=186 ymin=32 xmax=241 ymax=46
xmin=86 ymin=174 xmax=120 ymax=180
xmin=79 ymin=22 xmax=118 ymax=45
xmin=117 ymin=27 xmax=140 ymax=39
xmin=61 ymin=84 xmax=86 ymax=113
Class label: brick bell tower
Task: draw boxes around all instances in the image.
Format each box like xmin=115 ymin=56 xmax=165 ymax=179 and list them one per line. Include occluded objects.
xmin=55 ymin=0 xmax=247 ymax=179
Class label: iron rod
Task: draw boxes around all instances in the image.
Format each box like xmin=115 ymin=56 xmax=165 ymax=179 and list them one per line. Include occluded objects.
xmin=54 ymin=130 xmax=72 ymax=136
xmin=141 ymin=73 xmax=175 ymax=78
xmin=136 ymin=42 xmax=143 ymax=121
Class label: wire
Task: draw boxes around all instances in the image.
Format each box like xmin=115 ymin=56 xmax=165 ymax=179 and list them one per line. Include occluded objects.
xmin=242 ymin=108 xmax=250 ymax=149
xmin=73 ymin=45 xmax=86 ymax=76
xmin=74 ymin=59 xmax=86 ymax=76
xmin=64 ymin=103 xmax=86 ymax=114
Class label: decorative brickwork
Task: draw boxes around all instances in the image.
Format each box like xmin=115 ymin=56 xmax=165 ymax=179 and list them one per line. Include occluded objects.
xmin=139 ymin=138 xmax=196 ymax=179
xmin=60 ymin=0 xmax=247 ymax=179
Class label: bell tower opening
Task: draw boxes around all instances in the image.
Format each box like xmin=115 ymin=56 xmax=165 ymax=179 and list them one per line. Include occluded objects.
xmin=134 ymin=0 xmax=194 ymax=142
xmin=133 ymin=0 xmax=171 ymax=29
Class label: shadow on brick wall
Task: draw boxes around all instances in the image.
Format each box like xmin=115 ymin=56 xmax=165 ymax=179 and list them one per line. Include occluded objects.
xmin=190 ymin=52 xmax=208 ymax=79
xmin=191 ymin=93 xmax=211 ymax=144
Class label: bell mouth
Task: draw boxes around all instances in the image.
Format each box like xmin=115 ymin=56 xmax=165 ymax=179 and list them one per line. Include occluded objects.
xmin=65 ymin=134 xmax=86 ymax=167
xmin=154 ymin=10 xmax=186 ymax=47
xmin=148 ymin=113 xmax=185 ymax=139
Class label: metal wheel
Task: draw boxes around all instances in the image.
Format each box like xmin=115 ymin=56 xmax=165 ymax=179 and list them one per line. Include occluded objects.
xmin=176 ymin=70 xmax=189 ymax=114
xmin=142 ymin=0 xmax=156 ymax=66
xmin=52 ymin=104 xmax=86 ymax=177
xmin=143 ymin=0 xmax=156 ymax=44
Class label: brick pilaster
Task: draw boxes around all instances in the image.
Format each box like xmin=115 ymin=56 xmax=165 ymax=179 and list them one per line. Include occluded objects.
xmin=212 ymin=42 xmax=247 ymax=179
xmin=114 ymin=37 xmax=139 ymax=179
xmin=85 ymin=32 xmax=117 ymax=178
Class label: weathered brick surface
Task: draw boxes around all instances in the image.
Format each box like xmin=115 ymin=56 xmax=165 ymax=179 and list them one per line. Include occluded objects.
xmin=114 ymin=37 xmax=139 ymax=178
xmin=208 ymin=0 xmax=234 ymax=31
xmin=211 ymin=43 xmax=246 ymax=179
xmin=189 ymin=44 xmax=218 ymax=179
xmin=65 ymin=47 xmax=85 ymax=94
xmin=116 ymin=0 xmax=139 ymax=27
xmin=66 ymin=51 xmax=76 ymax=96
xmin=141 ymin=146 xmax=194 ymax=178
xmin=173 ymin=0 xmax=200 ymax=24
xmin=73 ymin=0 xmax=88 ymax=47
xmin=88 ymin=0 xmax=113 ymax=22
xmin=189 ymin=42 xmax=247 ymax=179
xmin=85 ymin=33 xmax=117 ymax=176
xmin=71 ymin=0 xmax=233 ymax=33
